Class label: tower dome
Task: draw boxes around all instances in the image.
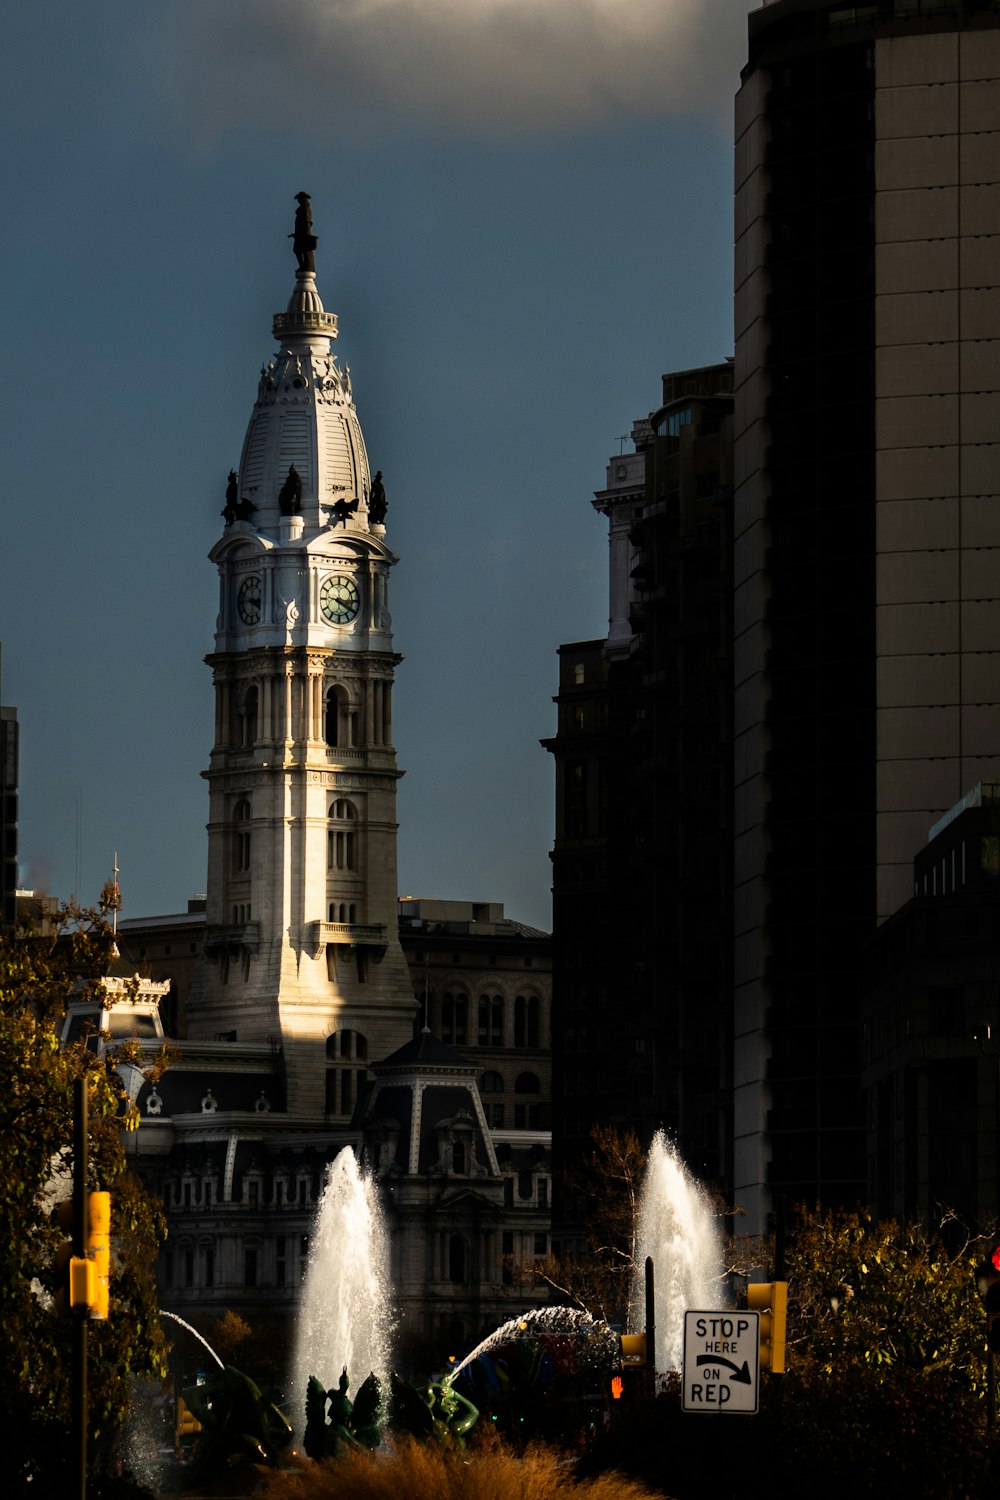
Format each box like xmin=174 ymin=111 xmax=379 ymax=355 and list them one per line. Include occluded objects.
xmin=228 ymin=205 xmax=377 ymax=538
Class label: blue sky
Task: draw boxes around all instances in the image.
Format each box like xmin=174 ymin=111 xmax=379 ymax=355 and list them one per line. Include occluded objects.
xmin=2 ymin=1 xmax=746 ymax=931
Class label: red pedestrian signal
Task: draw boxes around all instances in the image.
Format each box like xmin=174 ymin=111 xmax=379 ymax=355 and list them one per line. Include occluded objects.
xmin=975 ymin=1242 xmax=1000 ymax=1353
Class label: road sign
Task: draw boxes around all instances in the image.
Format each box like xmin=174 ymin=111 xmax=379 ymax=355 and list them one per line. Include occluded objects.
xmin=682 ymin=1310 xmax=760 ymax=1414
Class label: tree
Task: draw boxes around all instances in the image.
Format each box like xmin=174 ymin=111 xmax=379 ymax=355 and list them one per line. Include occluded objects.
xmin=767 ymin=1204 xmax=998 ymax=1497
xmin=529 ymin=1125 xmax=647 ymax=1327
xmin=0 ymin=899 xmax=168 ymax=1492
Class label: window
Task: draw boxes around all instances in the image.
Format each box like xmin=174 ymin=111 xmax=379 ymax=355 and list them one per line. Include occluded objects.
xmin=202 ymin=1241 xmax=214 ymax=1288
xmin=448 ymin=1234 xmax=467 ymax=1283
xmin=478 ymin=994 xmax=503 ymax=1047
xmin=328 ymin=799 xmax=356 ymax=870
xmin=442 ymin=992 xmax=468 ymax=1046
xmin=244 ymin=1245 xmax=258 ymax=1289
xmin=233 ymin=799 xmax=252 ymax=873
xmin=275 ymin=1235 xmax=286 ymax=1289
xmin=480 ymin=1070 xmax=504 ymax=1094
xmin=241 ymin=686 xmax=258 ymax=749
xmin=515 ymin=1072 xmax=540 ymax=1094
xmin=484 ymin=1103 xmax=504 ymax=1127
xmin=452 ymin=1141 xmax=466 ymax=1174
xmin=325 ymin=687 xmax=344 ymax=746
xmin=514 ymin=995 xmax=540 ymax=1048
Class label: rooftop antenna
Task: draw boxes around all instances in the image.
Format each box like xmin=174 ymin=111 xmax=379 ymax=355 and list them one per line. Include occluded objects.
xmin=616 ymin=433 xmax=628 ymax=455
xmin=112 ymin=851 xmax=120 ymax=935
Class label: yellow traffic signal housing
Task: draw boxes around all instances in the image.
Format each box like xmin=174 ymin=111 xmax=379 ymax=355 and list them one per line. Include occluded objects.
xmin=620 ymin=1333 xmax=647 ymax=1366
xmin=87 ymin=1191 xmax=111 ymax=1321
xmin=176 ymin=1396 xmax=203 ymax=1438
xmin=747 ymin=1281 xmax=788 ymax=1374
xmin=54 ymin=1192 xmax=110 ymax=1319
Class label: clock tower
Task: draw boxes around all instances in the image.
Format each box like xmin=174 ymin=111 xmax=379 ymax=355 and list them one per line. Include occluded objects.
xmin=186 ymin=196 xmax=416 ymax=1116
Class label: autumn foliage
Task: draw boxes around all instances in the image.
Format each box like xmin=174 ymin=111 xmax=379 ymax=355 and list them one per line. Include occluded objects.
xmin=0 ymin=901 xmax=168 ymax=1492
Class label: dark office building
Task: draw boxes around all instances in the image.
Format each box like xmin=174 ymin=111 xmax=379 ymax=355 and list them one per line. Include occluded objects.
xmin=546 ymin=363 xmax=734 ymax=1248
xmin=863 ymin=782 xmax=1000 ymax=1226
xmin=734 ymin=1 xmax=1000 ymax=1231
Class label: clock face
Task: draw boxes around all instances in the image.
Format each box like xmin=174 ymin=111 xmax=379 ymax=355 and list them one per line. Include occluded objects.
xmin=237 ymin=575 xmax=262 ymax=625
xmin=321 ymin=574 xmax=360 ymax=624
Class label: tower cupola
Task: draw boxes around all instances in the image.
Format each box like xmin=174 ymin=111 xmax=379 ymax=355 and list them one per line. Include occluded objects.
xmin=225 ymin=193 xmax=377 ymax=542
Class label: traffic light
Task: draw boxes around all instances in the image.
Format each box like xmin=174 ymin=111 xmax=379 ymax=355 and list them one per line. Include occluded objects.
xmin=53 ymin=1191 xmax=110 ymax=1319
xmin=87 ymin=1191 xmax=111 ymax=1321
xmin=747 ymin=1280 xmax=788 ymax=1374
xmin=974 ymin=1242 xmax=1000 ymax=1353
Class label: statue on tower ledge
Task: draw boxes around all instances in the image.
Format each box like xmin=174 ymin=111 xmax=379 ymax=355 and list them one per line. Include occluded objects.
xmin=223 ymin=469 xmax=256 ymax=525
xmin=279 ymin=464 xmax=302 ymax=516
xmin=369 ymin=471 xmax=387 ymax=526
xmin=290 ymin=191 xmax=318 ymax=273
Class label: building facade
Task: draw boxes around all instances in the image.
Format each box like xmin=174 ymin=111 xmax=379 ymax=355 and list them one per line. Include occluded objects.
xmin=862 ymin=782 xmax=1000 ymax=1226
xmin=734 ymin=0 xmax=1000 ymax=1231
xmin=545 ymin=363 xmax=734 ymax=1248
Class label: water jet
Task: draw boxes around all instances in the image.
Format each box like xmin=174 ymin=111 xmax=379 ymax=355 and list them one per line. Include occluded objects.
xmin=291 ymin=1146 xmax=392 ymax=1413
xmin=633 ymin=1131 xmax=723 ymax=1371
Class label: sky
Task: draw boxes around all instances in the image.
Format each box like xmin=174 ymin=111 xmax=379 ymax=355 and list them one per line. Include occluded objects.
xmin=2 ymin=0 xmax=747 ymax=933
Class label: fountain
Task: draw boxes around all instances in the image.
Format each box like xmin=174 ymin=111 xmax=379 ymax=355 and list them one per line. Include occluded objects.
xmin=160 ymin=1308 xmax=225 ymax=1368
xmin=633 ymin=1131 xmax=723 ymax=1372
xmin=291 ymin=1146 xmax=393 ymax=1414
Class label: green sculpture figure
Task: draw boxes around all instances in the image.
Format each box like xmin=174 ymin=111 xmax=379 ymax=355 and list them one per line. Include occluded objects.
xmin=387 ymin=1371 xmax=479 ymax=1448
xmin=303 ymin=1367 xmax=385 ymax=1458
xmin=181 ymin=1365 xmax=292 ymax=1485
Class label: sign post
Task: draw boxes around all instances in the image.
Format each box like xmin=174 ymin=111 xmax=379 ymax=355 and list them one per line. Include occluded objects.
xmin=682 ymin=1310 xmax=760 ymax=1414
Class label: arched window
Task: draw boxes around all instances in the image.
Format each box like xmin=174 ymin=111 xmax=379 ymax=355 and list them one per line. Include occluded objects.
xmin=478 ymin=994 xmax=503 ymax=1047
xmin=448 ymin=1233 xmax=467 ymax=1284
xmin=233 ymin=799 xmax=252 ymax=873
xmin=480 ymin=1070 xmax=504 ymax=1094
xmin=452 ymin=1141 xmax=466 ymax=1174
xmin=325 ymin=688 xmax=358 ymax=747
xmin=514 ymin=995 xmax=541 ymax=1048
xmin=327 ymin=799 xmax=356 ymax=870
xmin=515 ymin=1072 xmax=540 ymax=1094
xmin=442 ymin=992 xmax=468 ymax=1047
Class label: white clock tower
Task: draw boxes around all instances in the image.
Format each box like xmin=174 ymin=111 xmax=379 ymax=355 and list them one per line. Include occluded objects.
xmin=186 ymin=196 xmax=416 ymax=1116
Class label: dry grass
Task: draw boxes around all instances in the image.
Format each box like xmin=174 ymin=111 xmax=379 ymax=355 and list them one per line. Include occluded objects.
xmin=252 ymin=1433 xmax=672 ymax=1500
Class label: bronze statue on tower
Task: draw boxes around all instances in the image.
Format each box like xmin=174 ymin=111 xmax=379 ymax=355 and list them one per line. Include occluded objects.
xmin=290 ymin=192 xmax=318 ymax=273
